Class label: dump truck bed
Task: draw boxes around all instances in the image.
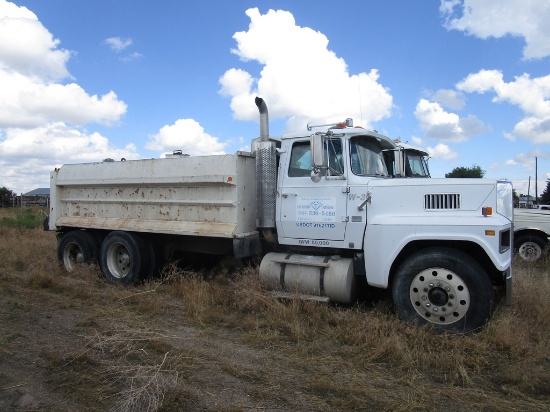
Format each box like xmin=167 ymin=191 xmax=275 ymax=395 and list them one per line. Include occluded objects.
xmin=49 ymin=152 xmax=257 ymax=238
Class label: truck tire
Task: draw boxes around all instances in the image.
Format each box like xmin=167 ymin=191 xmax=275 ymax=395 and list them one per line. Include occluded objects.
xmin=100 ymin=231 xmax=154 ymax=285
xmin=515 ymin=234 xmax=546 ymax=262
xmin=392 ymin=248 xmax=494 ymax=333
xmin=57 ymin=230 xmax=99 ymax=272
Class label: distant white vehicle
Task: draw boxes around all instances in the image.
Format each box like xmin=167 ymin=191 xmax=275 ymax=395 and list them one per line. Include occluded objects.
xmin=513 ymin=208 xmax=550 ymax=261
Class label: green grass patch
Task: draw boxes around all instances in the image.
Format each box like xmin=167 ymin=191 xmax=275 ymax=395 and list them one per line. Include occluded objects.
xmin=0 ymin=207 xmax=47 ymax=229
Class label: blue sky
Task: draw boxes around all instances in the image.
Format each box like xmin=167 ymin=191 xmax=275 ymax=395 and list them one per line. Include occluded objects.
xmin=1 ymin=1 xmax=549 ymax=197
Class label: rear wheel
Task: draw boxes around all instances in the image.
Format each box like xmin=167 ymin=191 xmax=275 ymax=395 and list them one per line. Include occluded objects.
xmin=57 ymin=231 xmax=99 ymax=272
xmin=392 ymin=248 xmax=494 ymax=333
xmin=100 ymin=231 xmax=154 ymax=285
xmin=515 ymin=234 xmax=546 ymax=262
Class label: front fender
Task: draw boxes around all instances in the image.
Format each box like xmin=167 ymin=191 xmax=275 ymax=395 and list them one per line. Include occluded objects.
xmin=363 ymin=216 xmax=512 ymax=289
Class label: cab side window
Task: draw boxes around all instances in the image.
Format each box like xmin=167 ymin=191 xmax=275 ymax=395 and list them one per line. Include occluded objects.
xmin=288 ymin=142 xmax=312 ymax=177
xmin=326 ymin=138 xmax=343 ymax=175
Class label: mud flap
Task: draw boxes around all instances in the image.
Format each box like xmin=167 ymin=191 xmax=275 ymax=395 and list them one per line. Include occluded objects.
xmin=233 ymin=232 xmax=262 ymax=259
xmin=505 ymin=267 xmax=512 ymax=306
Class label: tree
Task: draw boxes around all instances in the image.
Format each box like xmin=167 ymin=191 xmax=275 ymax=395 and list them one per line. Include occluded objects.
xmin=540 ymin=181 xmax=550 ymax=205
xmin=0 ymin=186 xmax=16 ymax=206
xmin=445 ymin=164 xmax=485 ymax=178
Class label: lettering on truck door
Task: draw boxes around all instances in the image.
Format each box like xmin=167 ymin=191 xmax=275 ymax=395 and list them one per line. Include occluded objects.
xmin=278 ymin=139 xmax=348 ymax=241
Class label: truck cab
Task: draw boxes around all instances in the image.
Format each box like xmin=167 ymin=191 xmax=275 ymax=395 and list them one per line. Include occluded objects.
xmin=276 ymin=127 xmax=395 ymax=249
xmin=260 ymin=119 xmax=513 ymax=333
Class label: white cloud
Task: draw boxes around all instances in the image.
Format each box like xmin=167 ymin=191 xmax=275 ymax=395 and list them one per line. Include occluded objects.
xmin=411 ymin=136 xmax=424 ymax=147
xmin=0 ymin=0 xmax=71 ymax=81
xmin=219 ymin=8 xmax=393 ymax=131
xmin=0 ymin=0 xmax=34 ymax=19
xmin=0 ymin=0 xmax=132 ymax=193
xmin=104 ymin=37 xmax=133 ymax=53
xmin=0 ymin=122 xmax=137 ymax=161
xmin=414 ymin=98 xmax=489 ymax=142
xmin=426 ymin=143 xmax=458 ymax=160
xmin=0 ymin=123 xmax=139 ymax=193
xmin=440 ymin=0 xmax=550 ymax=59
xmin=146 ymin=119 xmax=227 ymax=155
xmin=511 ymin=179 xmax=546 ymax=197
xmin=431 ymin=89 xmax=466 ymax=110
xmin=120 ymin=51 xmax=143 ymax=62
xmin=457 ymin=69 xmax=550 ymax=143
xmin=502 ymin=150 xmax=548 ymax=172
xmin=0 ymin=1 xmax=128 ymax=129
xmin=0 ymin=70 xmax=127 ymax=128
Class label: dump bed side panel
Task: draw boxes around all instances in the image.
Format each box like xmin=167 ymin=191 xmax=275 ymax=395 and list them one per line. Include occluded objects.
xmin=49 ymin=153 xmax=257 ymax=238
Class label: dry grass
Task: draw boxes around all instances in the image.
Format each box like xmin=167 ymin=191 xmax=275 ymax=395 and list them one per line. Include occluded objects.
xmin=0 ymin=224 xmax=549 ymax=411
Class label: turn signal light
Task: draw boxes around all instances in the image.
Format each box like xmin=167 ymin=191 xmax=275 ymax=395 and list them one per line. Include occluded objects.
xmin=482 ymin=207 xmax=493 ymax=217
xmin=485 ymin=230 xmax=496 ymax=236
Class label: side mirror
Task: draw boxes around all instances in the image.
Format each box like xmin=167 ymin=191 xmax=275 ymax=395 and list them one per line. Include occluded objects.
xmin=310 ymin=134 xmax=326 ymax=183
xmin=309 ymin=134 xmax=328 ymax=183
xmin=310 ymin=134 xmax=326 ymax=169
xmin=394 ymin=147 xmax=406 ymax=177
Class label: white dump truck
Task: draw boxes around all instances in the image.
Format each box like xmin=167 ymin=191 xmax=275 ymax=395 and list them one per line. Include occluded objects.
xmin=513 ymin=208 xmax=550 ymax=261
xmin=49 ymin=97 xmax=513 ymax=333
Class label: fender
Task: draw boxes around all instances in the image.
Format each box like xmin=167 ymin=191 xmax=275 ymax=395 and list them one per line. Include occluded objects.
xmin=363 ymin=215 xmax=512 ymax=289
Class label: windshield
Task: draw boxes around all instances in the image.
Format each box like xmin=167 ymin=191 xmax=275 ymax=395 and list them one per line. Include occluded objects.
xmin=350 ymin=136 xmax=389 ymax=177
xmin=406 ymin=151 xmax=430 ymax=177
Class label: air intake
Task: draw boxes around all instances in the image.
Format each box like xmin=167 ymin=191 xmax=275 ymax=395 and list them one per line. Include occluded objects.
xmin=424 ymin=193 xmax=461 ymax=210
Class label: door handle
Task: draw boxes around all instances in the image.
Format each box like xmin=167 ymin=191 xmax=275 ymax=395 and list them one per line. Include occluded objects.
xmin=282 ymin=193 xmax=297 ymax=198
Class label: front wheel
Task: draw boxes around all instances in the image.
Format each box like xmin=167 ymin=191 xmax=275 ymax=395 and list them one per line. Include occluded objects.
xmin=100 ymin=231 xmax=154 ymax=285
xmin=515 ymin=234 xmax=546 ymax=262
xmin=392 ymin=248 xmax=494 ymax=333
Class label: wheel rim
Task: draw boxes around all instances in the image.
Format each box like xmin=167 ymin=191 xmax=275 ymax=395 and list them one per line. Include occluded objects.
xmin=63 ymin=242 xmax=84 ymax=272
xmin=409 ymin=267 xmax=470 ymax=325
xmin=106 ymin=242 xmax=132 ymax=279
xmin=518 ymin=241 xmax=542 ymax=261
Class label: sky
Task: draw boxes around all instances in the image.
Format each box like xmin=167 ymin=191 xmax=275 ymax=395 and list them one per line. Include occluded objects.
xmin=1 ymin=0 xmax=550 ymax=198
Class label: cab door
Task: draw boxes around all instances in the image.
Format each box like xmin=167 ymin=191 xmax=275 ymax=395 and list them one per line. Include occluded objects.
xmin=277 ymin=138 xmax=348 ymax=241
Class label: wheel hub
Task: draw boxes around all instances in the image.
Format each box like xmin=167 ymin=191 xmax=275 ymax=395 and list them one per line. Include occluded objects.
xmin=64 ymin=242 xmax=84 ymax=272
xmin=106 ymin=244 xmax=132 ymax=279
xmin=518 ymin=242 xmax=541 ymax=261
xmin=409 ymin=268 xmax=470 ymax=325
xmin=428 ymin=287 xmax=448 ymax=306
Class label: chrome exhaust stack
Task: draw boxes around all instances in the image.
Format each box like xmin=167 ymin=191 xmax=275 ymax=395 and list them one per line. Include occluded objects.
xmin=254 ymin=97 xmax=276 ymax=228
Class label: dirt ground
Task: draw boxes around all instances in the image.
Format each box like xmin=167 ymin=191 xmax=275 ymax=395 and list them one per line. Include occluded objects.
xmin=0 ymin=271 xmax=335 ymax=411
xmin=3 ymin=263 xmax=403 ymax=412
xmin=1 ymin=228 xmax=550 ymax=411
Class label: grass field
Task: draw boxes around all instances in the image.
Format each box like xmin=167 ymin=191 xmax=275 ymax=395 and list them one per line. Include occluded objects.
xmin=0 ymin=206 xmax=47 ymax=229
xmin=0 ymin=210 xmax=549 ymax=411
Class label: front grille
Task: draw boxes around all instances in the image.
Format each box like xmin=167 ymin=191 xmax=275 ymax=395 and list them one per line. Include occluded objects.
xmin=500 ymin=228 xmax=511 ymax=253
xmin=424 ymin=194 xmax=461 ymax=210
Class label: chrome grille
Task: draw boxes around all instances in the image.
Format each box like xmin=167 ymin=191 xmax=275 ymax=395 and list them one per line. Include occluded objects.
xmin=424 ymin=193 xmax=461 ymax=210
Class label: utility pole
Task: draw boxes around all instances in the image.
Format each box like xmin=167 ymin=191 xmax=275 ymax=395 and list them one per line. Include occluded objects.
xmin=535 ymin=156 xmax=538 ymax=205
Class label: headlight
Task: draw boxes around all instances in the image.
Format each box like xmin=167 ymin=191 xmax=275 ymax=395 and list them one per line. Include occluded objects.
xmin=496 ymin=180 xmax=513 ymax=221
